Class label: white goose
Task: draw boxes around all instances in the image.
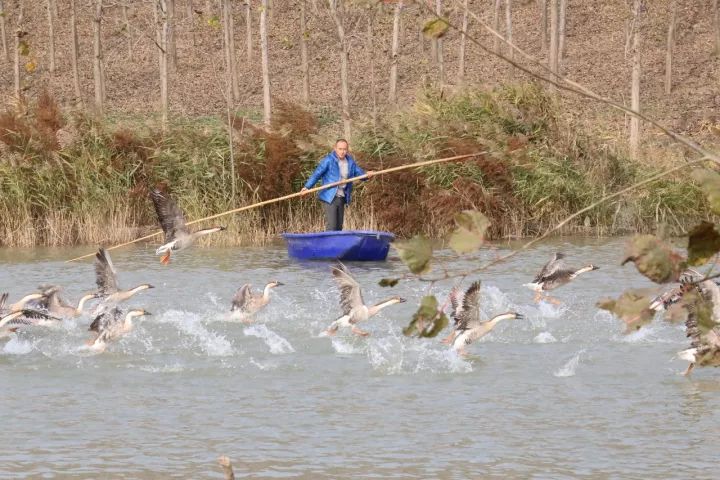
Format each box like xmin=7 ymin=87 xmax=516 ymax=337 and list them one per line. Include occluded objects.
xmin=0 ymin=308 xmax=61 ymax=339
xmin=150 ymin=189 xmax=226 ymax=264
xmin=38 ymin=285 xmax=98 ymax=318
xmin=230 ymin=281 xmax=283 ymax=321
xmin=92 ymin=247 xmax=154 ymax=316
xmin=87 ymin=307 xmax=151 ymax=351
xmin=324 ymin=263 xmax=406 ymax=337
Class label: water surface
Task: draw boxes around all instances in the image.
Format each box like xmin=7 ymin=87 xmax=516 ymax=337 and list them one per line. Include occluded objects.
xmin=1 ymin=238 xmax=717 ymax=479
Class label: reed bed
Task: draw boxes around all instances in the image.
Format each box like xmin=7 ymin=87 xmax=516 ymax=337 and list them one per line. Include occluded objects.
xmin=0 ymin=85 xmax=707 ymax=247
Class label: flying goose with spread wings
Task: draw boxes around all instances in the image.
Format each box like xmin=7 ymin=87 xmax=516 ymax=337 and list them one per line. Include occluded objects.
xmin=524 ymin=252 xmax=598 ymax=304
xmin=230 ymin=281 xmax=284 ymax=321
xmin=92 ymin=247 xmax=154 ymax=316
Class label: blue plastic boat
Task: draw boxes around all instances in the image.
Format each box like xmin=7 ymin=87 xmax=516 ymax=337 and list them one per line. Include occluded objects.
xmin=281 ymin=230 xmax=395 ymax=261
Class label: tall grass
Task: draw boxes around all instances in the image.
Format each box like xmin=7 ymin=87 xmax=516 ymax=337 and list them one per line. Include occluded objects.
xmin=0 ymin=85 xmax=708 ymax=247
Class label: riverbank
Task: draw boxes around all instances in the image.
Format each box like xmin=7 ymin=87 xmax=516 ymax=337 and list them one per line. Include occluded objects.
xmin=0 ymin=84 xmax=708 ymax=247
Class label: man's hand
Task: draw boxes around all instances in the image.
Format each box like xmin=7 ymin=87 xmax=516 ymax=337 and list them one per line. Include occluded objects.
xmin=365 ymin=171 xmax=376 ymax=178
xmin=300 ymin=187 xmax=310 ymax=196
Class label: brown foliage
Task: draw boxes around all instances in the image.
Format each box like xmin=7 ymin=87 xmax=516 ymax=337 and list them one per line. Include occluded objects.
xmin=0 ymin=112 xmax=32 ymax=153
xmin=111 ymin=128 xmax=152 ymax=162
xmin=34 ymin=90 xmax=64 ymax=151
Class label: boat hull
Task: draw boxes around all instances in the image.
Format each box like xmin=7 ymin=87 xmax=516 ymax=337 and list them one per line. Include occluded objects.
xmin=281 ymin=230 xmax=395 ymax=261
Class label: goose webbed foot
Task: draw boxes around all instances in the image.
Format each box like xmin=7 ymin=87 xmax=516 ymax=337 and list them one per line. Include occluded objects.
xmin=351 ymin=326 xmax=370 ymax=337
xmin=683 ymin=363 xmax=695 ymax=376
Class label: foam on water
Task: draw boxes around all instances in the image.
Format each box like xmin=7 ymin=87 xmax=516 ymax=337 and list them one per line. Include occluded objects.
xmin=554 ymin=349 xmax=585 ymax=377
xmin=243 ymin=324 xmax=295 ymax=354
xmin=2 ymin=336 xmax=35 ymax=355
xmin=534 ymin=331 xmax=557 ymax=344
xmin=160 ymin=309 xmax=234 ymax=357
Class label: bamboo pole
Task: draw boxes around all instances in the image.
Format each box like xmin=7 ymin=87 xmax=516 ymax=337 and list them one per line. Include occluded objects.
xmin=65 ymin=153 xmax=484 ymax=262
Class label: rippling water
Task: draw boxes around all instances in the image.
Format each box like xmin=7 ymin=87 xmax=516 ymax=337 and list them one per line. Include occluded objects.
xmin=1 ymin=238 xmax=719 ymax=478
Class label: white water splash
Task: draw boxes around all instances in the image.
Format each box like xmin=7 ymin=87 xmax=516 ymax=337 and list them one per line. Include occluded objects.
xmin=139 ymin=363 xmax=186 ymax=373
xmin=2 ymin=337 xmax=34 ymax=355
xmin=554 ymin=350 xmax=585 ymax=377
xmin=330 ymin=336 xmax=363 ymax=355
xmin=243 ymin=324 xmax=295 ymax=354
xmin=533 ymin=331 xmax=557 ymax=344
xmin=538 ymin=301 xmax=566 ymax=318
xmin=161 ymin=310 xmax=234 ymax=357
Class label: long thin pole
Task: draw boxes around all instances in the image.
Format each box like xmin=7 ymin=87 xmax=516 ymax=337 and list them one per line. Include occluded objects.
xmin=65 ymin=153 xmax=484 ymax=262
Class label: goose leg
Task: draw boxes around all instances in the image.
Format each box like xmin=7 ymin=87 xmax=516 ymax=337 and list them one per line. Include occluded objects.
xmin=160 ymin=252 xmax=172 ymax=265
xmin=324 ymin=325 xmax=339 ymax=336
xmin=351 ymin=326 xmax=370 ymax=337
xmin=441 ymin=330 xmax=456 ymax=345
xmin=683 ymin=363 xmax=695 ymax=376
xmin=533 ymin=292 xmax=542 ymax=303
xmin=543 ymin=294 xmax=562 ymax=305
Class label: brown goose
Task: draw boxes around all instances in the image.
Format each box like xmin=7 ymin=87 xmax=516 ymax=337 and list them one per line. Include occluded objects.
xmin=324 ymin=263 xmax=406 ymax=337
xmin=230 ymin=281 xmax=284 ymax=320
xmin=0 ymin=292 xmax=44 ymax=314
xmin=92 ymin=247 xmax=154 ymax=316
xmin=451 ymin=310 xmax=523 ymax=356
xmin=0 ymin=308 xmax=62 ymax=338
xmin=150 ymin=189 xmax=226 ymax=264
xmin=441 ymin=281 xmax=483 ymax=345
xmin=37 ymin=285 xmax=98 ymax=318
xmin=524 ymin=252 xmax=598 ymax=304
xmin=678 ymin=279 xmax=720 ymax=375
xmin=87 ymin=307 xmax=151 ymax=351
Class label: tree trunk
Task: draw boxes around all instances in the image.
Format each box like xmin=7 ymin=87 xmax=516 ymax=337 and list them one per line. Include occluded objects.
xmin=260 ymin=0 xmax=271 ymax=126
xmin=122 ymin=3 xmax=132 ymax=59
xmin=0 ymin=0 xmax=8 ymax=62
xmin=418 ymin=29 xmax=424 ymax=55
xmin=167 ymin=0 xmax=176 ymax=71
xmin=665 ymin=2 xmax=676 ymax=95
xmin=558 ymin=0 xmax=566 ymax=71
xmin=46 ymin=0 xmax=56 ymax=75
xmin=300 ymin=0 xmax=309 ymax=104
xmin=187 ymin=0 xmax=196 ymax=46
xmin=540 ymin=0 xmax=547 ymax=52
xmin=458 ymin=0 xmax=467 ymax=82
xmin=389 ymin=1 xmax=402 ymax=102
xmin=493 ymin=0 xmax=501 ymax=54
xmin=70 ymin=0 xmax=83 ymax=107
xmin=436 ymin=0 xmax=443 ymax=86
xmin=93 ymin=0 xmax=105 ymax=115
xmin=245 ymin=1 xmax=252 ymax=63
xmin=367 ymin=14 xmax=377 ymax=124
xmin=714 ymin=0 xmax=720 ymax=55
xmin=629 ymin=0 xmax=642 ymax=159
xmin=548 ymin=0 xmax=559 ymax=90
xmin=329 ymin=0 xmax=351 ymax=140
xmin=505 ymin=0 xmax=513 ymax=72
xmin=222 ymin=0 xmax=239 ymax=101
xmin=13 ymin=6 xmax=23 ymax=100
xmin=156 ymin=0 xmax=169 ymax=130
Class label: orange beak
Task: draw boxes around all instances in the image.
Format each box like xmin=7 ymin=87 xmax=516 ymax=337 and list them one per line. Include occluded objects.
xmin=160 ymin=252 xmax=171 ymax=265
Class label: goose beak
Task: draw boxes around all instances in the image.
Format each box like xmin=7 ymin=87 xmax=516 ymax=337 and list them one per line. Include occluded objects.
xmin=591 ymin=265 xmax=600 ymax=271
xmin=143 ymin=311 xmax=152 ymax=316
xmin=398 ymin=297 xmax=407 ymax=303
xmin=275 ymin=281 xmax=284 ymax=286
xmin=147 ymin=284 xmax=156 ymax=289
xmin=515 ymin=313 xmax=524 ymax=320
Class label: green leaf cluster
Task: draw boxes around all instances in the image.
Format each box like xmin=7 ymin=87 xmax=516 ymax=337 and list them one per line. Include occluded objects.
xmin=403 ymin=295 xmax=448 ymax=338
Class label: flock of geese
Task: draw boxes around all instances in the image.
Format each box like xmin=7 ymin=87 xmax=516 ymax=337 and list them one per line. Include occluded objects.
xmin=2 ymin=189 xmax=720 ymax=374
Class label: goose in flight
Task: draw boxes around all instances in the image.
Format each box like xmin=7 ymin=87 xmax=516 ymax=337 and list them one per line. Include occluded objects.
xmin=0 ymin=291 xmax=45 ymax=314
xmin=92 ymin=247 xmax=154 ymax=316
xmin=678 ymin=278 xmax=720 ymax=375
xmin=441 ymin=281 xmax=483 ymax=345
xmin=230 ymin=281 xmax=283 ymax=321
xmin=150 ymin=188 xmax=226 ymax=264
xmin=523 ymin=252 xmax=598 ymax=304
xmin=37 ymin=285 xmax=98 ymax=318
xmin=325 ymin=263 xmax=406 ymax=337
xmin=0 ymin=308 xmax=61 ymax=339
xmin=87 ymin=307 xmax=151 ymax=351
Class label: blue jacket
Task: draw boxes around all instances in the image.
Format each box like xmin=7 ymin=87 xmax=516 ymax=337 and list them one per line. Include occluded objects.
xmin=304 ymin=151 xmax=366 ymax=204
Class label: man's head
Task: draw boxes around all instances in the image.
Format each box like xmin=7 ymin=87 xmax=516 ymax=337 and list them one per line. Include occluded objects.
xmin=334 ymin=139 xmax=349 ymax=159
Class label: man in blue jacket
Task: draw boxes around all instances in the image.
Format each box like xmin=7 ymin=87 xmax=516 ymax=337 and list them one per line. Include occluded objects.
xmin=300 ymin=139 xmax=374 ymax=231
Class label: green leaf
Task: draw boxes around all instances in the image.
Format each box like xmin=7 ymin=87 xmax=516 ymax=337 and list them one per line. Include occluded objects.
xmin=394 ymin=235 xmax=432 ymax=275
xmin=403 ymin=295 xmax=448 ymax=338
xmin=621 ymin=234 xmax=686 ymax=283
xmin=207 ymin=15 xmax=220 ymax=28
xmin=18 ymin=40 xmax=29 ymax=57
xmin=422 ymin=18 xmax=449 ymax=39
xmin=448 ymin=210 xmax=489 ymax=254
xmin=692 ymin=169 xmax=720 ymax=215
xmin=597 ymin=288 xmax=656 ymax=332
xmin=378 ymin=278 xmax=400 ymax=287
xmin=687 ymin=221 xmax=720 ymax=266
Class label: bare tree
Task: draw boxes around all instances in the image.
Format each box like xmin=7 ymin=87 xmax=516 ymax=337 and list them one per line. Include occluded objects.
xmin=389 ymin=1 xmax=402 ymax=102
xmin=436 ymin=0 xmax=444 ymax=85
xmin=665 ymin=1 xmax=676 ymax=94
xmin=122 ymin=2 xmax=132 ymax=58
xmin=186 ymin=0 xmax=196 ymax=46
xmin=93 ymin=1 xmax=106 ymax=114
xmin=46 ymin=0 xmax=56 ymax=75
xmin=222 ymin=0 xmax=239 ymax=101
xmin=329 ymin=0 xmax=351 ymax=139
xmin=70 ymin=0 xmax=83 ymax=107
xmin=558 ymin=0 xmax=566 ymax=70
xmin=13 ymin=6 xmax=24 ymax=100
xmin=167 ymin=0 xmax=177 ymax=70
xmin=714 ymin=0 xmax=720 ymax=55
xmin=505 ymin=0 xmax=513 ymax=73
xmin=260 ymin=0 xmax=271 ymax=126
xmin=493 ymin=0 xmax=501 ymax=53
xmin=629 ymin=0 xmax=642 ymax=159
xmin=245 ymin=1 xmax=252 ymax=63
xmin=300 ymin=0 xmax=309 ymax=103
xmin=367 ymin=13 xmax=377 ymax=123
xmin=458 ymin=0 xmax=467 ymax=82
xmin=0 ymin=0 xmax=8 ymax=62
xmin=548 ymin=0 xmax=559 ymax=90
xmin=155 ymin=0 xmax=169 ymax=129
xmin=539 ymin=0 xmax=547 ymax=52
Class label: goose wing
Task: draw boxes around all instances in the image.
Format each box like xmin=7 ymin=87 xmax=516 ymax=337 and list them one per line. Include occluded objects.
xmin=698 ymin=279 xmax=720 ymax=321
xmin=0 ymin=292 xmax=8 ymax=311
xmin=150 ymin=189 xmax=188 ymax=242
xmin=532 ymin=252 xmax=565 ymax=283
xmin=95 ymin=248 xmax=119 ymax=295
xmin=449 ymin=286 xmax=464 ymax=320
xmin=89 ymin=307 xmax=122 ymax=333
xmin=454 ymin=281 xmax=483 ymax=331
xmin=231 ymin=284 xmax=253 ymax=312
xmin=331 ymin=263 xmax=365 ymax=315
